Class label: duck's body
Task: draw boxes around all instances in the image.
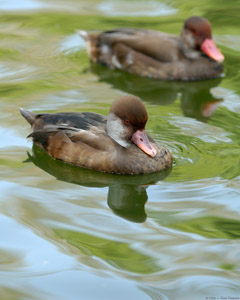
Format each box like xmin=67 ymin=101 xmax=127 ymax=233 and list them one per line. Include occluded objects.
xmin=79 ymin=16 xmax=224 ymax=81
xmin=20 ymin=95 xmax=172 ymax=175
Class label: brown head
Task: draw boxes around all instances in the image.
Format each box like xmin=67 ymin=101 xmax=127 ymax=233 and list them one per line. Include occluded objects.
xmin=110 ymin=94 xmax=148 ymax=130
xmin=182 ymin=16 xmax=224 ymax=62
xmin=107 ymin=95 xmax=157 ymax=157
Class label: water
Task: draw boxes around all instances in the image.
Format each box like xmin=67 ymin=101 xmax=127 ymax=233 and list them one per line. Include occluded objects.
xmin=1 ymin=0 xmax=240 ymax=299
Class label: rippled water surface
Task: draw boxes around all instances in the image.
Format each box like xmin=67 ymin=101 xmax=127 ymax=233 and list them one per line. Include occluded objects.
xmin=1 ymin=1 xmax=240 ymax=299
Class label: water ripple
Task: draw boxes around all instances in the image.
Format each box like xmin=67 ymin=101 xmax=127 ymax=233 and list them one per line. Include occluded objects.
xmin=0 ymin=127 xmax=29 ymax=148
xmin=98 ymin=0 xmax=178 ymax=17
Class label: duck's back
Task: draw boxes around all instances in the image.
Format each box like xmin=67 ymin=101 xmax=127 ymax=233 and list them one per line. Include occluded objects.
xmin=98 ymin=28 xmax=180 ymax=63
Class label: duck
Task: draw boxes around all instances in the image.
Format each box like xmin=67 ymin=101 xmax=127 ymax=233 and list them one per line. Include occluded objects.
xmin=78 ymin=16 xmax=224 ymax=81
xmin=20 ymin=95 xmax=173 ymax=175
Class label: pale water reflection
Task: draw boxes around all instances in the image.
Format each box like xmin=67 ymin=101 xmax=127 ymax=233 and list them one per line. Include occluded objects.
xmin=58 ymin=34 xmax=86 ymax=55
xmin=0 ymin=0 xmax=44 ymax=11
xmin=97 ymin=0 xmax=178 ymax=17
xmin=0 ymin=128 xmax=29 ymax=148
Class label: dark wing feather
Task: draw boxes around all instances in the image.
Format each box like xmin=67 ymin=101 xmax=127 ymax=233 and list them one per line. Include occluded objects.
xmin=32 ymin=112 xmax=107 ymax=131
xmin=27 ymin=111 xmax=108 ymax=151
xmin=28 ymin=125 xmax=78 ymax=147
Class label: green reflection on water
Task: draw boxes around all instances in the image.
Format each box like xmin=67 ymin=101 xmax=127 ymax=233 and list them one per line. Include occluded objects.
xmin=168 ymin=216 xmax=240 ymax=239
xmin=54 ymin=229 xmax=161 ymax=274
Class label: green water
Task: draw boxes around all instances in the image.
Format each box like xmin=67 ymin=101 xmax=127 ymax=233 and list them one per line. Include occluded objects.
xmin=1 ymin=0 xmax=240 ymax=299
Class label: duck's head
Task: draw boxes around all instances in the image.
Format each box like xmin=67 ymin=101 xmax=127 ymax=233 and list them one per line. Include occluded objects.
xmin=107 ymin=95 xmax=157 ymax=157
xmin=181 ymin=16 xmax=224 ymax=62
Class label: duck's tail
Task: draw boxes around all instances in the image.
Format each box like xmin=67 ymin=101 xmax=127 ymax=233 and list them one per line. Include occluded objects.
xmin=77 ymin=30 xmax=100 ymax=63
xmin=19 ymin=108 xmax=36 ymax=125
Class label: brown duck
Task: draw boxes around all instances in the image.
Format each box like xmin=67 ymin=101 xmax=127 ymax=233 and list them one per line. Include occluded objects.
xmin=78 ymin=16 xmax=224 ymax=81
xmin=20 ymin=95 xmax=172 ymax=175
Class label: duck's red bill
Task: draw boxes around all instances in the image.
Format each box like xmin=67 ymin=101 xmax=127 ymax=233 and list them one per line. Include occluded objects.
xmin=201 ymin=38 xmax=224 ymax=62
xmin=131 ymin=130 xmax=157 ymax=157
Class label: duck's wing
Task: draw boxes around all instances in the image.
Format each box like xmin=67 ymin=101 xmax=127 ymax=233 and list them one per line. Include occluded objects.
xmin=100 ymin=29 xmax=180 ymax=62
xmin=80 ymin=28 xmax=184 ymax=79
xmin=80 ymin=28 xmax=180 ymax=65
xmin=29 ymin=123 xmax=112 ymax=151
xmin=21 ymin=107 xmax=112 ymax=149
xmin=28 ymin=119 xmax=117 ymax=172
xmin=30 ymin=112 xmax=106 ymax=131
xmin=20 ymin=108 xmax=106 ymax=129
xmin=26 ymin=111 xmax=110 ymax=150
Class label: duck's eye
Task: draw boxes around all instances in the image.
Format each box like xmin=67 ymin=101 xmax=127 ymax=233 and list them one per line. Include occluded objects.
xmin=125 ymin=119 xmax=130 ymax=125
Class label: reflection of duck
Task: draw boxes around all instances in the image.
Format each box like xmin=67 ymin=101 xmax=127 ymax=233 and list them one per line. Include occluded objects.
xmin=20 ymin=95 xmax=172 ymax=174
xmin=89 ymin=64 xmax=223 ymax=121
xmin=79 ymin=16 xmax=224 ymax=80
xmin=27 ymin=145 xmax=171 ymax=222
xmin=180 ymin=79 xmax=223 ymax=120
xmin=107 ymin=185 xmax=148 ymax=223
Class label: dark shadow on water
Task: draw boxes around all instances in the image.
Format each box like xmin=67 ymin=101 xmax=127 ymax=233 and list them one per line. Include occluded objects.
xmin=27 ymin=145 xmax=171 ymax=223
xmin=88 ymin=64 xmax=223 ymax=121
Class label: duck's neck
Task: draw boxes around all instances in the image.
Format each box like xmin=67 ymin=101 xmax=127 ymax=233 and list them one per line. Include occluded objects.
xmin=180 ymin=30 xmax=201 ymax=60
xmin=106 ymin=112 xmax=130 ymax=148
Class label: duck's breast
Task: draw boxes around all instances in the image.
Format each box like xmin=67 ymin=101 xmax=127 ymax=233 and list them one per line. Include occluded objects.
xmin=113 ymin=142 xmax=173 ymax=174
